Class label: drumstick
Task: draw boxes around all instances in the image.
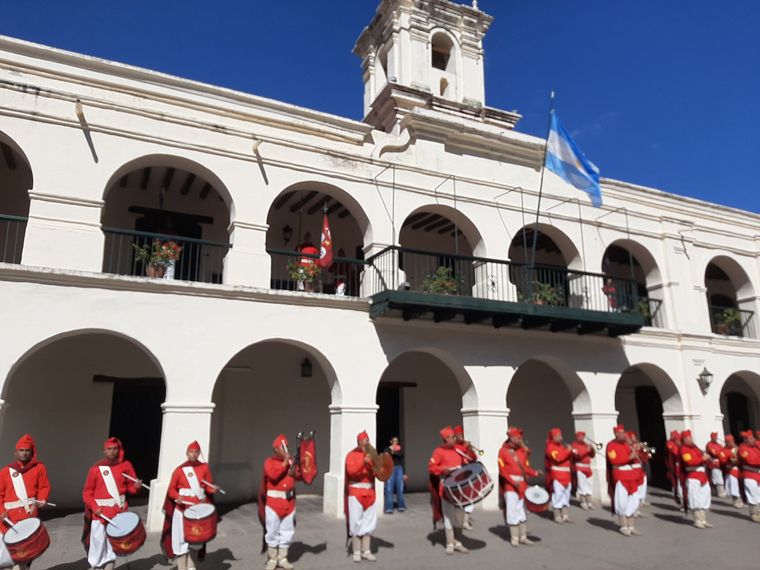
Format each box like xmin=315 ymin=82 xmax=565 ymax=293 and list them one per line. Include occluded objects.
xmin=201 ymin=479 xmax=226 ymax=495
xmin=99 ymin=514 xmax=116 ymax=526
xmin=3 ymin=517 xmax=16 ymax=529
xmin=122 ymin=473 xmax=151 ymax=491
xmin=34 ymin=499 xmax=56 ymax=507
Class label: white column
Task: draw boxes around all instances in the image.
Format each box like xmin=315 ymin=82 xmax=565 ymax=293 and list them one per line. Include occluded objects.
xmin=146 ymin=402 xmax=215 ymax=531
xmin=461 ymin=407 xmax=508 ymax=510
xmin=572 ymin=411 xmax=618 ymax=505
xmin=223 ymin=220 xmax=270 ymax=288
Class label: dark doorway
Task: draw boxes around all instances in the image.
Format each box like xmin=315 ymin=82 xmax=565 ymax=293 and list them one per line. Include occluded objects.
xmin=726 ymin=392 xmax=751 ymax=440
xmin=376 ymin=384 xmax=402 ymax=451
xmin=635 ymin=386 xmax=668 ymax=488
xmin=99 ymin=376 xmax=166 ymax=481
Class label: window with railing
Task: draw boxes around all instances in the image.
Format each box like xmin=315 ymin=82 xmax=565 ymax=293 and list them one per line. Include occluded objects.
xmin=0 ymin=214 xmax=27 ymax=264
xmin=267 ymin=248 xmax=365 ymax=297
xmin=708 ymin=305 xmax=755 ymax=339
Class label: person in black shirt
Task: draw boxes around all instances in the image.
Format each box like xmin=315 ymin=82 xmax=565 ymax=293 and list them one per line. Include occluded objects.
xmin=383 ymin=437 xmax=407 ymax=513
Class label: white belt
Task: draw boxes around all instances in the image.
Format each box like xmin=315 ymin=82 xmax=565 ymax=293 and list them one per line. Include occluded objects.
xmin=95 ymin=496 xmax=125 ymax=507
xmin=576 ymin=462 xmax=591 ymax=467
xmin=179 ymin=488 xmax=206 ymax=499
xmin=631 ymin=463 xmax=642 ymax=469
xmin=3 ymin=497 xmax=35 ymax=510
xmin=551 ymin=466 xmax=571 ymax=472
xmin=266 ymin=490 xmax=288 ymax=499
xmin=686 ymin=466 xmax=706 ymax=473
xmin=350 ymin=482 xmax=373 ymax=489
xmin=508 ymin=475 xmax=524 ymax=482
xmin=614 ymin=465 xmax=633 ymax=471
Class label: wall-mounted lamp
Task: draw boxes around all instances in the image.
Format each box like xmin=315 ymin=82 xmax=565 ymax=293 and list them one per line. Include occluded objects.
xmin=283 ymin=225 xmax=294 ymax=245
xmin=301 ymin=357 xmax=313 ymax=378
xmin=697 ymin=367 xmax=713 ymax=395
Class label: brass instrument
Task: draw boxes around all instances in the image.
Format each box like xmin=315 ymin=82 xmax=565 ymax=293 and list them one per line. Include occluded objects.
xmin=585 ymin=438 xmax=604 ymax=451
xmin=467 ymin=443 xmax=485 ymax=457
xmin=640 ymin=442 xmax=656 ymax=455
xmin=365 ymin=443 xmax=393 ymax=482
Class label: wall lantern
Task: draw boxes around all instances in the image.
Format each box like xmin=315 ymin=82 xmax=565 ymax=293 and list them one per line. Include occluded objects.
xmin=282 ymin=225 xmax=294 ymax=245
xmin=697 ymin=367 xmax=713 ymax=395
xmin=301 ymin=357 xmax=313 ymax=378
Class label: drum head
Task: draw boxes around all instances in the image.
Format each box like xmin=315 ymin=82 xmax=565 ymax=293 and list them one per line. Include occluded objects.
xmin=443 ymin=461 xmax=485 ymax=487
xmin=3 ymin=518 xmax=40 ymax=544
xmin=525 ymin=485 xmax=549 ymax=503
xmin=107 ymin=512 xmax=140 ymax=538
xmin=184 ymin=503 xmax=216 ymax=520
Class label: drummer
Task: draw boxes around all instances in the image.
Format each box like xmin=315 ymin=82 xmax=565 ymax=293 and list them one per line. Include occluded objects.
xmin=0 ymin=434 xmax=51 ymax=570
xmin=453 ymin=425 xmax=477 ymax=530
xmin=498 ymin=426 xmax=539 ymax=547
xmin=82 ymin=437 xmax=143 ymax=570
xmin=161 ymin=441 xmax=218 ymax=570
xmin=428 ymin=426 xmax=469 ymax=555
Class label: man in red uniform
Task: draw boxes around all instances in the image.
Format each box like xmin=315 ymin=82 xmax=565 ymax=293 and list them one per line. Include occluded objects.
xmin=545 ymin=428 xmax=572 ymax=523
xmin=452 ymin=425 xmax=477 ymax=530
xmin=82 ymin=437 xmax=143 ymax=570
xmin=721 ymin=435 xmax=743 ymax=507
xmin=680 ymin=430 xmax=713 ymax=528
xmin=665 ymin=430 xmax=682 ymax=504
xmin=161 ymin=441 xmax=218 ymax=570
xmin=738 ymin=430 xmax=760 ymax=523
xmin=0 ymin=434 xmax=51 ymax=570
xmin=345 ymin=431 xmax=378 ymax=563
xmin=705 ymin=432 xmax=727 ymax=498
xmin=571 ymin=431 xmax=595 ymax=510
xmin=498 ymin=426 xmax=539 ymax=547
xmin=606 ymin=425 xmax=642 ymax=536
xmin=627 ymin=432 xmax=649 ymax=516
xmin=428 ymin=426 xmax=469 ymax=555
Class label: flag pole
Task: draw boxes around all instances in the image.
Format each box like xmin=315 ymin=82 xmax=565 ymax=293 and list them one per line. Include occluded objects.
xmin=529 ymin=90 xmax=556 ymax=267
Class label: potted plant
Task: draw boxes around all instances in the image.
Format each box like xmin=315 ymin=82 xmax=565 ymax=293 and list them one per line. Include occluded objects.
xmin=422 ymin=266 xmax=462 ymax=296
xmin=288 ymin=261 xmax=322 ymax=292
xmin=717 ymin=307 xmax=741 ymax=335
xmin=636 ymin=298 xmax=652 ymax=319
xmin=526 ymin=281 xmax=563 ymax=306
xmin=132 ymin=239 xmax=182 ymax=278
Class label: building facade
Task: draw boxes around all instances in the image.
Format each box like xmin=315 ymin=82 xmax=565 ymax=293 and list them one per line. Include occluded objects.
xmin=0 ymin=0 xmax=758 ymax=532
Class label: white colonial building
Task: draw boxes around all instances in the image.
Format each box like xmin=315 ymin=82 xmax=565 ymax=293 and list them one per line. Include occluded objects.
xmin=0 ymin=0 xmax=758 ymax=531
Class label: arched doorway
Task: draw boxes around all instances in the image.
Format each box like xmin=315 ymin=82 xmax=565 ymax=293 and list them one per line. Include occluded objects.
xmin=615 ymin=364 xmax=682 ymax=488
xmin=704 ymin=256 xmax=756 ymax=338
xmin=375 ymin=350 xmax=475 ymax=491
xmin=602 ymin=240 xmax=664 ymax=327
xmin=720 ymin=372 xmax=760 ymax=440
xmin=101 ymin=156 xmax=232 ymax=284
xmin=0 ymin=132 xmax=32 ymax=263
xmin=210 ymin=341 xmax=335 ymax=502
xmin=266 ymin=182 xmax=370 ymax=296
xmin=1 ymin=331 xmax=166 ymax=507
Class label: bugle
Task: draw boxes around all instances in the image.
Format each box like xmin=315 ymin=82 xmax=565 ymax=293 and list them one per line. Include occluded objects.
xmin=467 ymin=443 xmax=485 ymax=457
xmin=585 ymin=437 xmax=604 ymax=451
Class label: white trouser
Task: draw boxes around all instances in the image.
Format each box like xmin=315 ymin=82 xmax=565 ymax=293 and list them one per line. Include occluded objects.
xmin=88 ymin=521 xmax=116 ymax=568
xmin=347 ymin=496 xmax=377 ymax=536
xmin=504 ymin=491 xmax=527 ymax=526
xmin=265 ymin=506 xmax=296 ymax=548
xmin=0 ymin=540 xmax=12 ymax=568
xmin=576 ymin=471 xmax=593 ymax=496
xmin=172 ymin=508 xmax=190 ymax=556
xmin=614 ymin=481 xmax=640 ymax=518
xmin=636 ymin=475 xmax=648 ymax=502
xmin=745 ymin=479 xmax=760 ymax=505
xmin=464 ymin=504 xmax=474 ymax=515
xmin=441 ymin=499 xmax=464 ymax=530
xmin=686 ymin=479 xmax=711 ymax=510
xmin=710 ymin=468 xmax=724 ymax=486
xmin=726 ymin=474 xmax=741 ymax=498
xmin=551 ymin=480 xmax=571 ymax=509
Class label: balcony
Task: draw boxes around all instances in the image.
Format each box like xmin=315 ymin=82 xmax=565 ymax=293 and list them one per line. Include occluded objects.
xmin=268 ymin=248 xmax=365 ymax=297
xmin=0 ymin=214 xmax=27 ymax=264
xmin=364 ymin=247 xmax=648 ymax=336
xmin=708 ymin=305 xmax=756 ymax=339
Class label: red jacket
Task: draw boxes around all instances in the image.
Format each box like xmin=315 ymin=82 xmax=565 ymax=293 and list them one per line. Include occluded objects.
xmin=345 ymin=448 xmax=376 ymax=509
xmin=428 ymin=446 xmax=465 ymax=496
xmin=498 ymin=443 xmax=537 ymax=497
xmin=0 ymin=461 xmax=51 ymax=529
xmin=82 ymin=460 xmax=140 ymax=522
xmin=680 ymin=444 xmax=709 ymax=485
xmin=721 ymin=445 xmax=740 ymax=477
xmin=545 ymin=442 xmax=573 ymax=486
xmin=167 ymin=462 xmax=215 ymax=511
xmin=263 ymin=456 xmax=300 ymax=518
xmin=705 ymin=441 xmax=723 ymax=469
xmin=606 ymin=440 xmax=640 ymax=496
xmin=571 ymin=441 xmax=594 ymax=477
xmin=739 ymin=443 xmax=760 ymax=483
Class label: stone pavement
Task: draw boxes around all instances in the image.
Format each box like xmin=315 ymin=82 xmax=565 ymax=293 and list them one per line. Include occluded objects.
xmin=41 ymin=489 xmax=759 ymax=570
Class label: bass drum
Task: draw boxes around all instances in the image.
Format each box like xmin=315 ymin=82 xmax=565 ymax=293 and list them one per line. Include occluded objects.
xmin=524 ymin=485 xmax=550 ymax=513
xmin=183 ymin=503 xmax=218 ymax=545
xmin=106 ymin=512 xmax=146 ymax=556
xmin=442 ymin=462 xmax=494 ymax=508
xmin=3 ymin=518 xmax=50 ymax=564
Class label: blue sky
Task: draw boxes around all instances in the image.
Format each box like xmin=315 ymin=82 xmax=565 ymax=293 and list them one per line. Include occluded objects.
xmin=2 ymin=1 xmax=758 ymax=212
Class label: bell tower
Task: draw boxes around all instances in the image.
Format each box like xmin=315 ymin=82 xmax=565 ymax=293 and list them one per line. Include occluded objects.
xmin=354 ymin=0 xmax=493 ymax=120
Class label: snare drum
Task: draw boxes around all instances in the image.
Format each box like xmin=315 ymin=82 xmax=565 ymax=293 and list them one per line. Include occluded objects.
xmin=524 ymin=485 xmax=550 ymax=513
xmin=106 ymin=512 xmax=146 ymax=556
xmin=442 ymin=461 xmax=494 ymax=508
xmin=3 ymin=518 xmax=50 ymax=563
xmin=183 ymin=503 xmax=218 ymax=545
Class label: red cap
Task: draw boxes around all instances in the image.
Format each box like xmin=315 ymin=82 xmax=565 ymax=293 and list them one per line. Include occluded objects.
xmin=575 ymin=431 xmax=586 ymax=439
xmin=273 ymin=434 xmax=288 ymax=449
xmin=453 ymin=425 xmax=464 ymax=437
xmin=725 ymin=434 xmax=735 ymax=443
xmin=15 ymin=434 xmax=36 ymax=459
xmin=440 ymin=426 xmax=455 ymax=440
xmin=357 ymin=431 xmax=369 ymax=443
xmin=710 ymin=432 xmax=718 ymax=440
xmin=613 ymin=425 xmax=625 ymax=434
xmin=670 ymin=430 xmax=681 ymax=440
xmin=187 ymin=441 xmax=201 ymax=453
xmin=548 ymin=428 xmax=562 ymax=441
xmin=681 ymin=430 xmax=692 ymax=440
xmin=104 ymin=437 xmax=125 ymax=463
xmin=507 ymin=426 xmax=523 ymax=438
xmin=741 ymin=430 xmax=754 ymax=440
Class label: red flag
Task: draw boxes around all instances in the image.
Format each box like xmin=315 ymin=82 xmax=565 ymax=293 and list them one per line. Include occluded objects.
xmin=299 ymin=437 xmax=318 ymax=485
xmin=318 ymin=214 xmax=333 ymax=268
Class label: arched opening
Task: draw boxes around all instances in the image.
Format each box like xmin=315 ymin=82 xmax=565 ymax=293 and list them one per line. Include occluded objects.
xmin=101 ymin=156 xmax=232 ymax=284
xmin=0 ymin=132 xmax=33 ymax=263
xmin=720 ymin=372 xmax=760 ymax=440
xmin=430 ymin=31 xmax=457 ymax=98
xmin=210 ymin=341 xmax=335 ymax=503
xmin=602 ymin=240 xmax=665 ymax=327
xmin=375 ymin=351 xmax=474 ymax=491
xmin=398 ymin=206 xmax=482 ymax=296
xmin=506 ymin=359 xmax=588 ymax=458
xmin=1 ymin=331 xmax=166 ymax=508
xmin=704 ymin=256 xmax=756 ymax=338
xmin=266 ymin=182 xmax=369 ymax=296
xmin=614 ymin=364 xmax=682 ymax=488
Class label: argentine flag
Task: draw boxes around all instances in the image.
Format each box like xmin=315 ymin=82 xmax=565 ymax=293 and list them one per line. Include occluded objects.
xmin=545 ymin=112 xmax=602 ymax=207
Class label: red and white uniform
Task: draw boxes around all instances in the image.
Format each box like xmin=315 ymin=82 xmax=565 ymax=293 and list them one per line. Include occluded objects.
xmin=453 ymin=425 xmax=477 ymax=516
xmin=82 ymin=438 xmax=141 ymax=569
xmin=545 ymin=429 xmax=572 ymax=510
xmin=571 ymin=434 xmax=595 ymax=497
xmin=606 ymin=429 xmax=641 ymax=517
xmin=498 ymin=430 xmax=538 ymax=526
xmin=705 ymin=434 xmax=724 ymax=488
xmin=739 ymin=436 xmax=760 ymax=505
xmin=262 ymin=435 xmax=301 ymax=549
xmin=680 ymin=434 xmax=711 ymax=511
xmin=721 ymin=437 xmax=741 ymax=499
xmin=429 ymin=429 xmax=467 ymax=530
xmin=345 ymin=432 xmax=377 ymax=537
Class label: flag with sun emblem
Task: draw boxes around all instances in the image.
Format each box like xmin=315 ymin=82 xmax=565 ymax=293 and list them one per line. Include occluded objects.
xmin=318 ymin=213 xmax=333 ymax=268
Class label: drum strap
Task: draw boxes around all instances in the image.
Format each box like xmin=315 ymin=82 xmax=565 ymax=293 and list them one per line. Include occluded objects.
xmin=99 ymin=466 xmax=123 ymax=506
xmin=8 ymin=468 xmax=32 ymax=513
xmin=182 ymin=466 xmax=205 ymax=499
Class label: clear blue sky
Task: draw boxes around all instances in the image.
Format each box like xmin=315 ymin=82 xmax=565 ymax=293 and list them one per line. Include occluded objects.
xmin=2 ymin=1 xmax=758 ymax=212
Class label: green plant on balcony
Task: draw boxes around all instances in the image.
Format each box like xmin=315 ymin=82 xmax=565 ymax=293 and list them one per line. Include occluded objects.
xmin=288 ymin=261 xmax=322 ymax=284
xmin=716 ymin=307 xmax=742 ymax=335
xmin=519 ymin=280 xmax=564 ymax=306
xmin=636 ymin=298 xmax=652 ymax=319
xmin=132 ymin=239 xmax=182 ymax=278
xmin=422 ymin=266 xmax=462 ymax=296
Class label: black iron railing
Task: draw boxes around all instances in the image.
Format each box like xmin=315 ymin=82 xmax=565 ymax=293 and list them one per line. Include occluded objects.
xmin=0 ymin=214 xmax=27 ymax=264
xmin=643 ymin=298 xmax=664 ymax=328
xmin=102 ymin=228 xmax=230 ymax=284
xmin=709 ymin=305 xmax=755 ymax=339
xmin=268 ymin=248 xmax=365 ymax=297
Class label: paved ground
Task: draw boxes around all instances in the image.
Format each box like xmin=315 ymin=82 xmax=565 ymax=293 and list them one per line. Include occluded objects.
xmin=40 ymin=489 xmax=760 ymax=569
